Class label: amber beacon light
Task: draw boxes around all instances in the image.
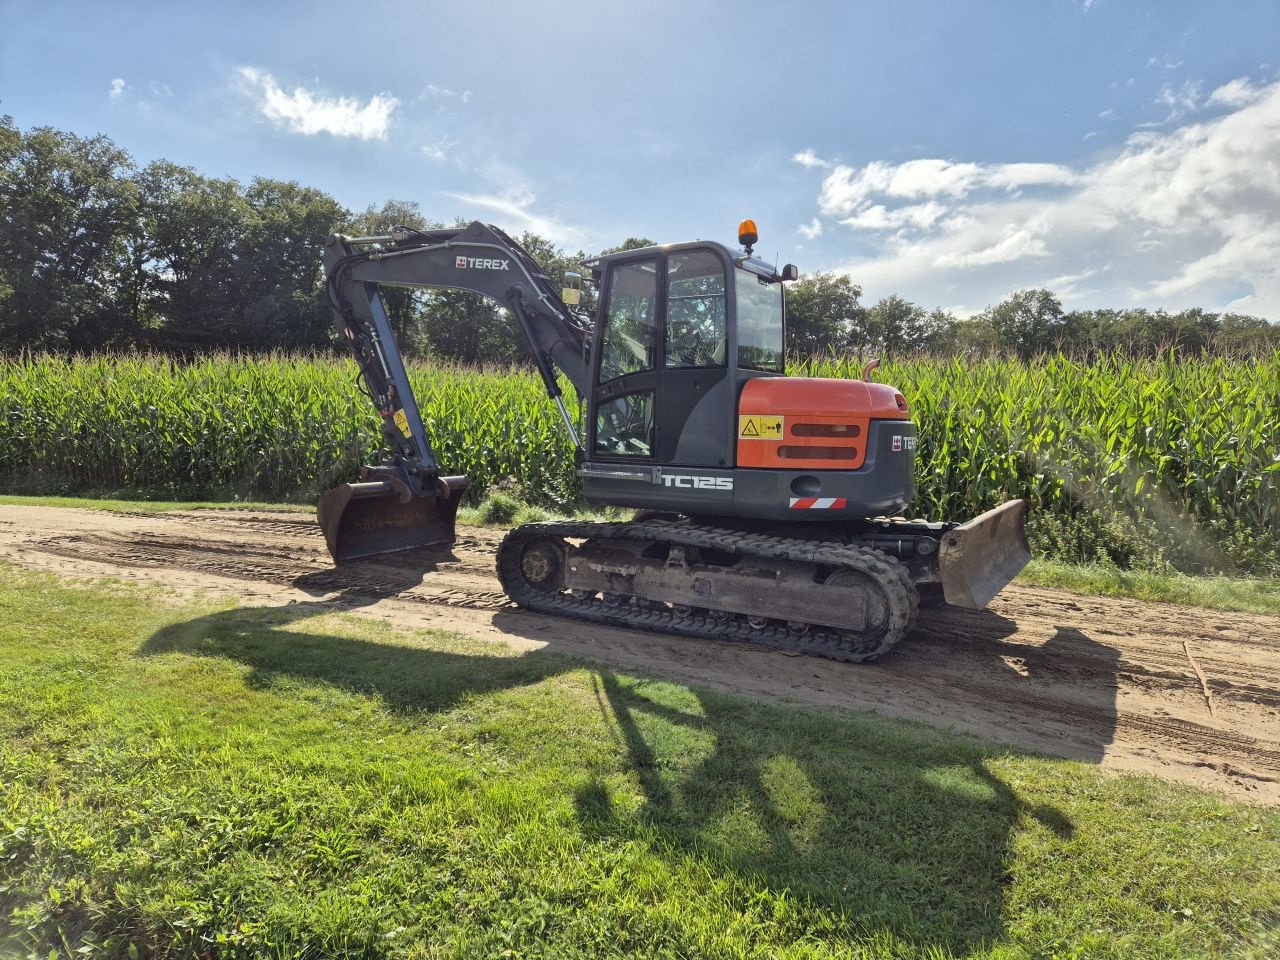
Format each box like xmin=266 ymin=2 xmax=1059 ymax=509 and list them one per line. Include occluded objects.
xmin=738 ymin=218 xmax=758 ymax=254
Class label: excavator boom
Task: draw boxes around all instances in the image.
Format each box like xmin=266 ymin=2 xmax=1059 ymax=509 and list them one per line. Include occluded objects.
xmin=318 ymin=221 xmax=591 ymax=560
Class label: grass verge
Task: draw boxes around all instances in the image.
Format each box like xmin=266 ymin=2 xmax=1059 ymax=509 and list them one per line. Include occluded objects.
xmin=1 ymin=565 xmax=1277 ymax=959
xmin=1019 ymin=558 xmax=1280 ymax=616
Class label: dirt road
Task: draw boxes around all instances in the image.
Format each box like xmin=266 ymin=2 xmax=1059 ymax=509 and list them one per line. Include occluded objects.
xmin=2 ymin=503 xmax=1278 ymax=804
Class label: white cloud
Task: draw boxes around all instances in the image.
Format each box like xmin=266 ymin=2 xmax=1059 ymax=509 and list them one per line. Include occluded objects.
xmin=792 ymin=148 xmax=831 ymax=169
xmin=840 ymin=202 xmax=947 ymax=231
xmin=109 ymin=78 xmax=125 ymax=100
xmin=444 ymin=178 xmax=584 ymax=247
xmin=1138 ymin=80 xmax=1202 ymax=127
xmin=984 ymin=163 xmax=1079 ymax=190
xmin=817 ymin=158 xmax=1075 ymax=218
xmin=935 ymin=229 xmax=1048 ymax=268
xmin=1048 ymin=268 xmax=1103 ymax=299
xmin=238 ymin=67 xmax=398 ymax=140
xmin=798 ymin=217 xmax=823 ymax=239
xmin=421 ymin=135 xmax=460 ymax=162
xmin=808 ymin=77 xmax=1280 ymax=320
xmin=421 ymin=84 xmax=472 ymax=104
xmin=1207 ymin=77 xmax=1264 ymax=108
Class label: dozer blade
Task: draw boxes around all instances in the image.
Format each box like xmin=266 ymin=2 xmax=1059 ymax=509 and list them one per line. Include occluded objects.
xmin=938 ymin=498 xmax=1031 ymax=609
xmin=317 ymin=476 xmax=469 ymax=563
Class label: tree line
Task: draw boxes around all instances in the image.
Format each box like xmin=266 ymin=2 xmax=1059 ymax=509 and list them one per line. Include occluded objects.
xmin=787 ymin=277 xmax=1279 ymax=359
xmin=2 ymin=117 xmax=1276 ymax=361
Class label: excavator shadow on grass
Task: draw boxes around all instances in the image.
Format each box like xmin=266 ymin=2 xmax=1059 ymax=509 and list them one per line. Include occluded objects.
xmin=140 ymin=593 xmax=1118 ymax=956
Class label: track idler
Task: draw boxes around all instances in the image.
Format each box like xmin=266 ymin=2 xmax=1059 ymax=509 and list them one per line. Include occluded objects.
xmin=317 ymin=472 xmax=469 ymax=563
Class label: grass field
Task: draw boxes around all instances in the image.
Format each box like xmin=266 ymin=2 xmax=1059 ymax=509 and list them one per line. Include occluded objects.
xmin=1 ymin=565 xmax=1277 ymax=959
xmin=1 ymin=352 xmax=1277 ymax=577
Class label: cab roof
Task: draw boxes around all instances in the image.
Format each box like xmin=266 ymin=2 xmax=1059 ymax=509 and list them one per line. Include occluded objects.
xmin=581 ymin=240 xmax=788 ymax=284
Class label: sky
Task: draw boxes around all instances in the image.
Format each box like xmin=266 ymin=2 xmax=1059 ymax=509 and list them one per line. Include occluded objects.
xmin=3 ymin=0 xmax=1279 ymax=319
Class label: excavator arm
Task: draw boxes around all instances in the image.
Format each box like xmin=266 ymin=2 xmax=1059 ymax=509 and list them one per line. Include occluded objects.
xmin=319 ymin=220 xmax=593 ymax=560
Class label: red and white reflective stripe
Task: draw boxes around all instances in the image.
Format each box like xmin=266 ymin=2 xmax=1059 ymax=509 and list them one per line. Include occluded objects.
xmin=788 ymin=497 xmax=847 ymax=510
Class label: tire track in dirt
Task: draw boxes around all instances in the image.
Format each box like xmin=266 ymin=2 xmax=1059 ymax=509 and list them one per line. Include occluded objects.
xmin=2 ymin=503 xmax=1277 ymax=803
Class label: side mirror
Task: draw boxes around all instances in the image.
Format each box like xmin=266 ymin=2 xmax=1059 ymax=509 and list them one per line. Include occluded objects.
xmin=778 ymin=264 xmax=799 ymax=282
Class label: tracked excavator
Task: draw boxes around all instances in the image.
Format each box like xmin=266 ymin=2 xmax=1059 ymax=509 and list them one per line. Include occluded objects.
xmin=318 ymin=219 xmax=1030 ymax=661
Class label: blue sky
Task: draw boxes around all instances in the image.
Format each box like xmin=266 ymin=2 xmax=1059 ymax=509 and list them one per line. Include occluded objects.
xmin=4 ymin=0 xmax=1279 ymax=318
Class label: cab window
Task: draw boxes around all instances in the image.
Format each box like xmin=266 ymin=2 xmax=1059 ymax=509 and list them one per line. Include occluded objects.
xmin=735 ymin=269 xmax=784 ymax=372
xmin=666 ymin=251 xmax=726 ymax=368
xmin=598 ymin=259 xmax=658 ymax=383
xmin=594 ymin=391 xmax=654 ymax=458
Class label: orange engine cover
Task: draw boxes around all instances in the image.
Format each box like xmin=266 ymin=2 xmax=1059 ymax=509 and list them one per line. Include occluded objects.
xmin=737 ymin=377 xmax=910 ymax=469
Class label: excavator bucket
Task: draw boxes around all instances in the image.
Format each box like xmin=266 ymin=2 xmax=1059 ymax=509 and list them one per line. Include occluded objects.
xmin=317 ymin=476 xmax=469 ymax=563
xmin=937 ymin=499 xmax=1031 ymax=610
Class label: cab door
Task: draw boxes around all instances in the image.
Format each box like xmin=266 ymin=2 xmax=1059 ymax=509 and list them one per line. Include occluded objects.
xmin=658 ymin=249 xmax=733 ymax=466
xmin=589 ymin=248 xmax=733 ymax=468
xmin=590 ymin=256 xmax=661 ymax=461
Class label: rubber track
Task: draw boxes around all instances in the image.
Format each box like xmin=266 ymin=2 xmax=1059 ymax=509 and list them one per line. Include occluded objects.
xmin=496 ymin=519 xmax=919 ymax=663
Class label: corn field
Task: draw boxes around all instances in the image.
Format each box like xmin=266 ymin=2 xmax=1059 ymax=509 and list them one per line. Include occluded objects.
xmin=1 ymin=352 xmax=1277 ymax=575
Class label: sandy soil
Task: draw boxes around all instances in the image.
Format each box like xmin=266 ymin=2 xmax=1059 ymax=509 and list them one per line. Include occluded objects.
xmin=2 ymin=503 xmax=1277 ymax=804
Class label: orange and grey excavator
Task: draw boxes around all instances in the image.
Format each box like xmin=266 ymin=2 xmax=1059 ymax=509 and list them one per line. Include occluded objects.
xmin=319 ymin=219 xmax=1029 ymax=661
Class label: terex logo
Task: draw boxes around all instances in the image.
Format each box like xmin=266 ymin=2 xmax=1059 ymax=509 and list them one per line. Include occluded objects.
xmin=455 ymin=256 xmax=511 ymax=271
xmin=660 ymin=474 xmax=733 ymax=491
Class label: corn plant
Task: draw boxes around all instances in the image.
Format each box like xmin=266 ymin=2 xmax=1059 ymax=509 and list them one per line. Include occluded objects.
xmin=1 ymin=351 xmax=1276 ymax=574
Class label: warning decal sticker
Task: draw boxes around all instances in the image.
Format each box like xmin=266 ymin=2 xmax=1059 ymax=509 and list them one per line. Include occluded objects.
xmin=393 ymin=409 xmax=413 ymax=439
xmin=739 ymin=415 xmax=784 ymax=439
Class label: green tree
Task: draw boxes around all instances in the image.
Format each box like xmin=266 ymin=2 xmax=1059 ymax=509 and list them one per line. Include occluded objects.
xmin=598 ymin=237 xmax=656 ymax=255
xmin=233 ymin=178 xmax=348 ymax=350
xmin=784 ymin=272 xmax=867 ymax=357
xmin=917 ymin=307 xmax=961 ymax=353
xmin=1060 ymin=308 xmax=1122 ymax=354
xmin=946 ymin=316 xmax=1001 ymax=354
xmin=981 ymin=288 xmax=1064 ymax=357
xmin=1215 ymin=312 xmax=1280 ymax=354
xmin=866 ymin=294 xmax=929 ymax=354
xmin=135 ymin=160 xmax=251 ymax=350
xmin=0 ymin=120 xmax=138 ymax=349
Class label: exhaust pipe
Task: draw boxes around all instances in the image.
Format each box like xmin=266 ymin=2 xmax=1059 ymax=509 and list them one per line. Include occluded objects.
xmin=317 ymin=474 xmax=470 ymax=563
xmin=938 ymin=499 xmax=1031 ymax=609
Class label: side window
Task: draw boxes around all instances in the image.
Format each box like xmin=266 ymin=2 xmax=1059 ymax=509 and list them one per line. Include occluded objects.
xmin=598 ymin=259 xmax=658 ymax=383
xmin=666 ymin=251 xmax=727 ymax=368
xmin=735 ymin=269 xmax=785 ymax=372
xmin=594 ymin=392 xmax=654 ymax=458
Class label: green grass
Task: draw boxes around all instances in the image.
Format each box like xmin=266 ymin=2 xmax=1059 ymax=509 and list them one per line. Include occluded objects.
xmin=1020 ymin=558 xmax=1280 ymax=615
xmin=1 ymin=566 xmax=1277 ymax=959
